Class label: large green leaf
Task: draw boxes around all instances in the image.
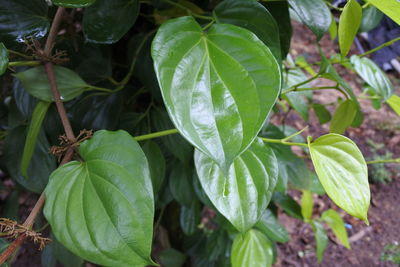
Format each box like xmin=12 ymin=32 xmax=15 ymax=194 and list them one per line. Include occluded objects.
xmin=13 ymin=66 xmax=87 ymax=102
xmin=213 ymin=0 xmax=281 ymax=61
xmin=231 ymin=229 xmax=273 ymax=267
xmin=0 ymin=0 xmax=49 ymax=45
xmin=387 ymin=95 xmax=400 ymax=116
xmin=359 ymin=5 xmax=383 ymax=33
xmin=311 ymin=221 xmax=328 ymax=263
xmin=308 ymin=134 xmax=370 ymax=223
xmin=20 ymin=101 xmax=50 ymax=177
xmin=338 ymin=0 xmax=362 ymax=56
xmin=152 ymin=16 xmax=281 ymax=172
xmin=321 ymin=209 xmax=350 ymax=249
xmin=330 ymin=99 xmax=357 ymax=134
xmin=52 ymin=0 xmax=96 ymax=8
xmin=288 ymin=0 xmax=331 ymax=40
xmin=0 ymin=43 xmax=8 ymax=75
xmin=366 ymin=0 xmax=400 ymax=25
xmin=44 ymin=130 xmax=155 ymax=267
xmin=195 ymin=138 xmax=278 ymax=232
xmin=255 ymin=209 xmax=289 ymax=243
xmin=82 ymin=0 xmax=140 ymax=44
xmin=351 ymin=55 xmax=393 ymax=101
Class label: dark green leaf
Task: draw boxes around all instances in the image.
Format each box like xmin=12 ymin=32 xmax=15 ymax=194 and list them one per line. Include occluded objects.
xmin=82 ymin=0 xmax=140 ymax=44
xmin=52 ymin=0 xmax=96 ymax=8
xmin=152 ymin=16 xmax=281 ymax=172
xmin=321 ymin=209 xmax=350 ymax=249
xmin=20 ymin=101 xmax=50 ymax=177
xmin=311 ymin=221 xmax=328 ymax=263
xmin=43 ymin=234 xmax=84 ymax=267
xmin=180 ymin=200 xmax=200 ymax=235
xmin=195 ymin=138 xmax=278 ymax=232
xmin=13 ymin=66 xmax=87 ymax=102
xmin=12 ymin=75 xmax=37 ymax=120
xmin=0 ymin=43 xmax=8 ymax=75
xmin=214 ymin=0 xmax=281 ymax=61
xmin=288 ymin=0 xmax=331 ymax=40
xmin=313 ymin=104 xmax=331 ymax=124
xmin=2 ymin=191 xmax=19 ymax=220
xmin=169 ymin=161 xmax=195 ymax=207
xmin=272 ymin=192 xmax=303 ymax=220
xmin=351 ymin=55 xmax=393 ymax=101
xmin=359 ymin=5 xmax=383 ymax=32
xmin=0 ymin=0 xmax=49 ymax=45
xmin=159 ymin=248 xmax=187 ymax=267
xmin=231 ymin=229 xmax=273 ymax=267
xmin=142 ymin=141 xmax=166 ymax=194
xmin=44 ymin=130 xmax=155 ymax=267
xmin=255 ymin=209 xmax=289 ymax=243
xmin=330 ymin=99 xmax=357 ymax=134
xmin=339 ymin=0 xmax=362 ymax=56
xmin=4 ymin=125 xmax=56 ymax=193
xmin=308 ymin=134 xmax=370 ymax=222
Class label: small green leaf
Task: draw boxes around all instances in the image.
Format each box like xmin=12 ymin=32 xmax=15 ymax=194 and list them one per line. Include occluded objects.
xmin=214 ymin=0 xmax=281 ymax=61
xmin=0 ymin=43 xmax=9 ymax=75
xmin=231 ymin=229 xmax=273 ymax=267
xmin=255 ymin=209 xmax=289 ymax=243
xmin=321 ymin=209 xmax=350 ymax=249
xmin=359 ymin=5 xmax=383 ymax=33
xmin=365 ymin=0 xmax=400 ymax=25
xmin=142 ymin=141 xmax=166 ymax=194
xmin=339 ymin=0 xmax=362 ymax=56
xmin=195 ymin=138 xmax=278 ymax=232
xmin=308 ymin=134 xmax=370 ymax=223
xmin=330 ymin=99 xmax=357 ymax=134
xmin=301 ymin=190 xmax=313 ymax=222
xmin=311 ymin=221 xmax=328 ymax=263
xmin=313 ymin=104 xmax=331 ymax=124
xmin=44 ymin=130 xmax=155 ymax=267
xmin=13 ymin=66 xmax=87 ymax=102
xmin=180 ymin=200 xmax=200 ymax=235
xmin=387 ymin=95 xmax=400 ymax=116
xmin=82 ymin=0 xmax=139 ymax=44
xmin=20 ymin=101 xmax=50 ymax=177
xmin=169 ymin=161 xmax=195 ymax=207
xmin=329 ymin=14 xmax=337 ymax=40
xmin=159 ymin=248 xmax=187 ymax=267
xmin=52 ymin=0 xmax=96 ymax=8
xmin=351 ymin=55 xmax=393 ymax=101
xmin=288 ymin=0 xmax=331 ymax=40
xmin=272 ymin=192 xmax=303 ymax=220
xmin=152 ymin=16 xmax=280 ymax=173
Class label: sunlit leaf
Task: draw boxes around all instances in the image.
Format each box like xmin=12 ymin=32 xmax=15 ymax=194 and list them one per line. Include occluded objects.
xmin=338 ymin=0 xmax=362 ymax=56
xmin=321 ymin=209 xmax=350 ymax=249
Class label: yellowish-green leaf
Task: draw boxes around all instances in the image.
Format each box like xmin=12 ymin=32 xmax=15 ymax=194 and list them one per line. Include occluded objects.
xmin=387 ymin=95 xmax=400 ymax=116
xmin=330 ymin=99 xmax=357 ymax=134
xmin=301 ymin=190 xmax=313 ymax=222
xmin=339 ymin=0 xmax=362 ymax=56
xmin=329 ymin=14 xmax=337 ymax=40
xmin=311 ymin=221 xmax=328 ymax=263
xmin=308 ymin=134 xmax=370 ymax=223
xmin=366 ymin=0 xmax=400 ymax=25
xmin=321 ymin=209 xmax=350 ymax=249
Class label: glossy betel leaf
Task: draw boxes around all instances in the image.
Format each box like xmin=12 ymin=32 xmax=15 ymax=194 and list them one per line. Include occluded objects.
xmin=0 ymin=0 xmax=49 ymax=45
xmin=255 ymin=209 xmax=289 ymax=243
xmin=13 ymin=66 xmax=87 ymax=102
xmin=195 ymin=138 xmax=278 ymax=232
xmin=308 ymin=134 xmax=370 ymax=223
xmin=82 ymin=0 xmax=140 ymax=44
xmin=351 ymin=55 xmax=393 ymax=101
xmin=301 ymin=190 xmax=313 ymax=222
xmin=231 ymin=229 xmax=273 ymax=267
xmin=288 ymin=0 xmax=331 ymax=40
xmin=52 ymin=0 xmax=96 ymax=8
xmin=313 ymin=104 xmax=331 ymax=124
xmin=142 ymin=141 xmax=166 ymax=194
xmin=338 ymin=0 xmax=362 ymax=56
xmin=321 ymin=209 xmax=350 ymax=249
xmin=359 ymin=5 xmax=383 ymax=33
xmin=44 ymin=130 xmax=155 ymax=267
xmin=20 ymin=101 xmax=51 ymax=177
xmin=152 ymin=16 xmax=281 ymax=173
xmin=213 ymin=0 xmax=281 ymax=61
xmin=0 ymin=43 xmax=8 ymax=75
xmin=330 ymin=99 xmax=357 ymax=134
xmin=366 ymin=0 xmax=400 ymax=25
xmin=311 ymin=221 xmax=328 ymax=263
xmin=387 ymin=95 xmax=400 ymax=116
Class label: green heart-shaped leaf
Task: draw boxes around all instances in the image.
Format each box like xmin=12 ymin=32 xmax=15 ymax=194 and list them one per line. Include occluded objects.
xmin=195 ymin=138 xmax=278 ymax=232
xmin=308 ymin=134 xmax=370 ymax=223
xmin=152 ymin=16 xmax=280 ymax=172
xmin=44 ymin=130 xmax=155 ymax=267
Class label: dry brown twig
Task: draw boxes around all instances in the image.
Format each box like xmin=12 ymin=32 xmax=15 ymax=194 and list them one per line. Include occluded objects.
xmin=50 ymin=129 xmax=93 ymax=161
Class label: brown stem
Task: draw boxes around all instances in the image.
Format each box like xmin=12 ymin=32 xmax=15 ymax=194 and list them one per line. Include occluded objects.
xmin=0 ymin=235 xmax=26 ymax=264
xmin=44 ymin=7 xmax=65 ymax=56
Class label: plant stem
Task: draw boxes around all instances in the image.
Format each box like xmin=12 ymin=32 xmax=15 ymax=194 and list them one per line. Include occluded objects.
xmin=8 ymin=61 xmax=41 ymax=67
xmin=261 ymin=137 xmax=309 ymax=147
xmin=358 ymin=37 xmax=400 ymax=57
xmin=162 ymin=0 xmax=214 ymax=21
xmin=283 ymin=74 xmax=319 ymax=93
xmin=44 ymin=7 xmax=66 ymax=56
xmin=85 ymin=85 xmax=114 ymax=93
xmin=366 ymin=158 xmax=400 ymax=164
xmin=133 ymin=129 xmax=179 ymax=141
xmin=282 ymin=126 xmax=308 ymax=142
xmin=7 ymin=49 xmax=33 ymax=60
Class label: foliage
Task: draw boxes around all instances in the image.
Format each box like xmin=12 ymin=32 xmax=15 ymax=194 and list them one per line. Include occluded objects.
xmin=0 ymin=0 xmax=399 ymax=266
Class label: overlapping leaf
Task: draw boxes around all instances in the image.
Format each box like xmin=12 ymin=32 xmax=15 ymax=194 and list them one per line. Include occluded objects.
xmin=44 ymin=130 xmax=155 ymax=267
xmin=195 ymin=138 xmax=278 ymax=232
xmin=0 ymin=43 xmax=8 ymax=75
xmin=321 ymin=209 xmax=350 ymax=249
xmin=152 ymin=16 xmax=281 ymax=172
xmin=52 ymin=0 xmax=96 ymax=8
xmin=330 ymin=99 xmax=357 ymax=134
xmin=338 ymin=0 xmax=362 ymax=56
xmin=255 ymin=209 xmax=289 ymax=243
xmin=366 ymin=0 xmax=400 ymax=25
